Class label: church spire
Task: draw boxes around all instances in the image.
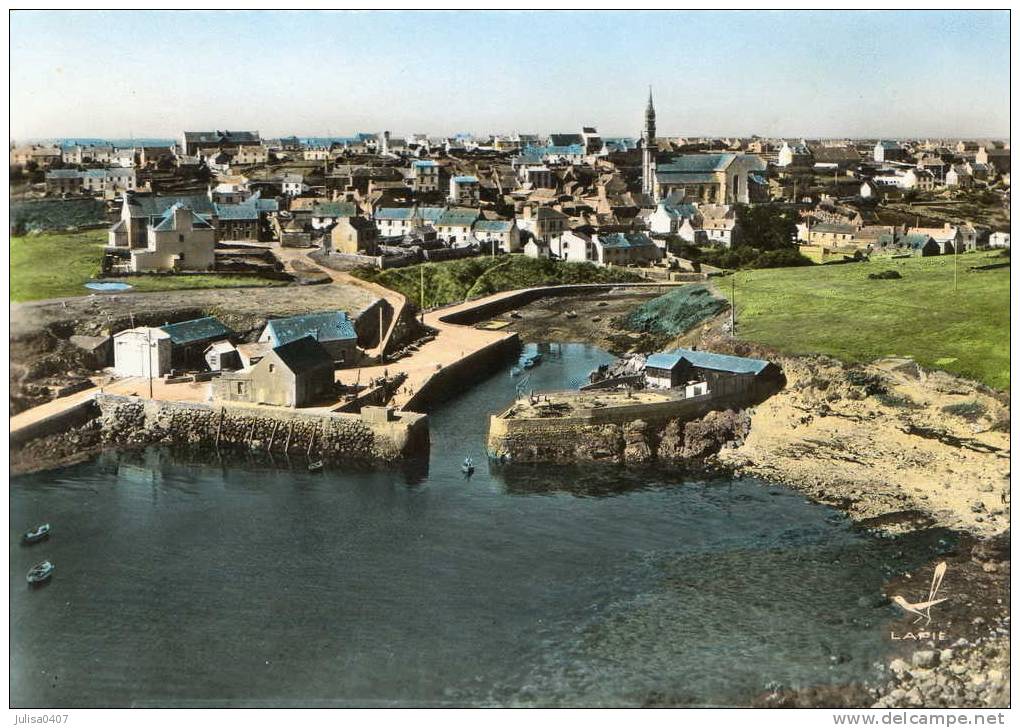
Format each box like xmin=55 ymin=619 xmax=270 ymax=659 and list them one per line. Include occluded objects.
xmin=644 ymin=85 xmax=656 ymax=142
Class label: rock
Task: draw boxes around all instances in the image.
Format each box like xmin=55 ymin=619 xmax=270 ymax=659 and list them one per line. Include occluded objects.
xmin=912 ymin=650 xmax=939 ymax=669
xmin=905 ymin=687 xmax=924 ymax=706
xmin=889 ymin=658 xmax=911 ymax=676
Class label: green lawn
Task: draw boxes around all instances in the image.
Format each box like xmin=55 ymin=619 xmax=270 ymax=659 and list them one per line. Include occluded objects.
xmin=727 ymin=250 xmax=1010 ymax=389
xmin=11 ymin=230 xmax=288 ymax=302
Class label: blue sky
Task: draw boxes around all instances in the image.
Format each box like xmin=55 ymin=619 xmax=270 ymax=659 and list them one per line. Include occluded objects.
xmin=9 ymin=10 xmax=1010 ymax=140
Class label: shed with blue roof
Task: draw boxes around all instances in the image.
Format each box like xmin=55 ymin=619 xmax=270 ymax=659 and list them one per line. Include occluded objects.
xmin=258 ymin=311 xmax=358 ymax=366
xmin=645 ymin=347 xmax=781 ymax=396
xmin=159 ymin=315 xmax=234 ymax=369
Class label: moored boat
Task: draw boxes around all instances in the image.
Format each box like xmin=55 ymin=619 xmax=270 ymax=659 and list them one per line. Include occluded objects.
xmin=308 ymin=460 xmax=324 ymax=472
xmin=27 ymin=561 xmax=54 ymax=585
xmin=22 ymin=524 xmax=50 ymax=545
xmin=462 ymin=457 xmax=475 ymax=475
xmin=522 ymin=353 xmax=543 ymax=369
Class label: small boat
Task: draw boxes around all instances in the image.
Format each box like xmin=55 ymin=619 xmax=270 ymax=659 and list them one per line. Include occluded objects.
xmin=510 ymin=366 xmax=524 ymax=377
xmin=597 ymin=301 xmax=609 ymax=307
xmin=592 ymin=316 xmax=602 ymax=323
xmin=564 ymin=310 xmax=578 ymax=319
xmin=461 ymin=457 xmax=475 ymax=475
xmin=509 ymin=310 xmax=522 ymax=319
xmin=27 ymin=561 xmax=54 ymax=585
xmin=307 ymin=460 xmax=324 ymax=472
xmin=522 ymin=353 xmax=543 ymax=369
xmin=22 ymin=524 xmax=50 ymax=545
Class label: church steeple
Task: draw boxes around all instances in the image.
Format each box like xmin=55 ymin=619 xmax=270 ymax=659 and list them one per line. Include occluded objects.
xmin=644 ymin=86 xmax=656 ymax=142
xmin=642 ymin=86 xmax=657 ymax=197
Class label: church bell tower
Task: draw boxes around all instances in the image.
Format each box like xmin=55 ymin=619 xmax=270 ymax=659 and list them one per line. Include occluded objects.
xmin=641 ymin=87 xmax=657 ymax=196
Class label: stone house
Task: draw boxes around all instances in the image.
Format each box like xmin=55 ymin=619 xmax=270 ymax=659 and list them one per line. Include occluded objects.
xmin=592 ymin=232 xmax=661 ymax=267
xmin=259 ymin=311 xmax=358 ymax=366
xmin=472 ymin=219 xmax=521 ymax=253
xmin=215 ymin=336 xmax=335 ymax=408
xmin=45 ymin=169 xmax=84 ymax=195
xmin=873 ymin=140 xmax=907 ymax=163
xmin=82 ymin=168 xmax=138 ymax=196
xmin=435 ymin=207 xmax=480 ymax=246
xmin=329 ymin=216 xmax=379 ymax=255
xmin=644 ymin=348 xmax=782 ymax=401
xmin=126 ymin=203 xmax=217 ymax=272
xmin=180 ymin=130 xmax=261 ymax=156
xmin=409 ymin=160 xmax=439 ymax=193
xmin=518 ymin=205 xmax=568 ymax=245
xmin=647 ymin=201 xmax=699 ymax=235
xmin=312 ymin=200 xmax=358 ymax=230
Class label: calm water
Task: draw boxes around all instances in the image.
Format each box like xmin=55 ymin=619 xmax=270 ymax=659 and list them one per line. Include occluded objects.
xmin=11 ymin=343 xmax=941 ymax=707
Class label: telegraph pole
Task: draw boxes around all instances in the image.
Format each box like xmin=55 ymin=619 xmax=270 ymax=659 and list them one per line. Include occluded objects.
xmin=147 ymin=328 xmax=154 ymax=399
xmin=730 ymin=274 xmax=736 ymax=335
xmin=954 ymin=243 xmax=959 ymax=293
xmin=420 ymin=265 xmax=425 ymax=323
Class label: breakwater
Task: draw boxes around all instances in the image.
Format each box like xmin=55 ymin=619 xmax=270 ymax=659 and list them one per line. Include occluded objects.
xmin=95 ymin=395 xmax=428 ymax=461
xmin=487 ymin=389 xmax=755 ymax=464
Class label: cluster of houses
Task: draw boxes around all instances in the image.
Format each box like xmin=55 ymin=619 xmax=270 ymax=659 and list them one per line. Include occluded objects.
xmin=111 ymin=310 xmax=360 ymax=408
xmin=14 ymin=96 xmax=1009 ymax=277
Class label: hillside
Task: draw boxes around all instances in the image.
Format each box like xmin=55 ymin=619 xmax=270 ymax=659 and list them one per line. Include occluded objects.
xmin=725 ymin=250 xmax=1010 ymax=389
xmin=353 ymin=256 xmax=645 ymax=309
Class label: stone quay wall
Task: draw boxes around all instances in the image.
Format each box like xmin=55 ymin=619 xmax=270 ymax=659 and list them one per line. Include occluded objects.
xmin=94 ymin=395 xmax=429 ymax=462
xmin=486 ymin=391 xmax=754 ymax=464
xmin=402 ymin=334 xmax=521 ymax=414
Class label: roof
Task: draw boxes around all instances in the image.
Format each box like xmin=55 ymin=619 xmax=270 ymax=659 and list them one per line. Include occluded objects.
xmin=264 ymin=311 xmax=357 ymax=346
xmin=418 ymin=206 xmax=446 ymax=223
xmin=214 ymin=203 xmax=259 ymax=221
xmin=313 ymin=201 xmax=358 ymax=218
xmin=658 ymin=153 xmax=737 ymax=173
xmin=596 ymin=232 xmax=656 ymax=249
xmin=549 ymin=133 xmax=584 ymax=146
xmin=125 ymin=193 xmax=215 ymax=218
xmin=655 ymin=202 xmax=698 ymax=219
xmin=160 ymin=316 xmax=232 ymax=345
xmin=473 ymin=219 xmax=514 ymax=233
xmin=46 ymin=169 xmax=83 ymax=179
xmin=451 ymin=175 xmax=479 ymax=184
xmin=646 ymin=348 xmax=771 ymax=375
xmin=151 ymin=203 xmax=214 ymax=231
xmin=375 ymin=206 xmax=417 ymax=221
xmin=436 ymin=208 xmax=479 ymax=227
xmin=270 ymin=336 xmax=334 ymax=374
xmin=411 ymin=160 xmax=437 ymax=169
xmin=877 ymin=140 xmax=902 ymax=149
xmin=184 ymin=130 xmax=260 ymax=144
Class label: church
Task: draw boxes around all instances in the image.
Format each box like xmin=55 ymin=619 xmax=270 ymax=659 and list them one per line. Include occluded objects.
xmin=641 ymin=89 xmax=765 ymax=205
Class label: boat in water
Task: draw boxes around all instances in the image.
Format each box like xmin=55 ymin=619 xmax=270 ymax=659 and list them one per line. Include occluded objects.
xmin=22 ymin=524 xmax=50 ymax=545
xmin=564 ymin=310 xmax=578 ymax=319
xmin=522 ymin=353 xmax=543 ymax=369
xmin=307 ymin=460 xmax=324 ymax=472
xmin=462 ymin=457 xmax=475 ymax=475
xmin=27 ymin=561 xmax=54 ymax=585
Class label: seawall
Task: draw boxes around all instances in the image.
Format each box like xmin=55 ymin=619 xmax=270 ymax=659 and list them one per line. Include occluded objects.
xmin=94 ymin=395 xmax=429 ymax=461
xmin=402 ymin=334 xmax=522 ymax=414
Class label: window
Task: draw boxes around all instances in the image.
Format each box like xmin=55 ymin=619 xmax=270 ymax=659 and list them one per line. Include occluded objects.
xmin=268 ymin=364 xmax=275 ymax=373
xmin=236 ymin=382 xmax=244 ymax=395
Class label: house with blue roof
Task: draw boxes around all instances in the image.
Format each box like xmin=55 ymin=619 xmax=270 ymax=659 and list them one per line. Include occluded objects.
xmin=259 ymin=311 xmax=359 ymax=366
xmin=592 ymin=232 xmax=661 ymax=267
xmin=158 ymin=316 xmax=234 ymax=369
xmin=648 ymin=201 xmax=701 ymax=235
xmin=472 ymin=218 xmax=521 ymax=254
xmin=409 ymin=159 xmax=440 ymax=193
xmin=645 ymin=347 xmax=782 ymax=398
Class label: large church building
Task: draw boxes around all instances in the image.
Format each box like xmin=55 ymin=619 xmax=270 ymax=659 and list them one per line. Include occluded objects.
xmin=641 ymin=89 xmax=765 ymax=205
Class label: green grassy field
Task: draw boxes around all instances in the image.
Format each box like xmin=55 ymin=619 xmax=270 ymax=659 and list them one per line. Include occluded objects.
xmin=354 ymin=255 xmax=645 ymax=309
xmin=10 ymin=230 xmax=287 ymax=302
xmin=727 ymin=250 xmax=1010 ymax=389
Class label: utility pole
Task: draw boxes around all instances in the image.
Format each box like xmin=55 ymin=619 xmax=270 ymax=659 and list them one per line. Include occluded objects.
xmin=730 ymin=274 xmax=736 ymax=335
xmin=146 ymin=328 xmax=154 ymax=399
xmin=954 ymin=243 xmax=959 ymax=293
xmin=378 ymin=305 xmax=385 ymax=362
xmin=419 ymin=265 xmax=425 ymax=322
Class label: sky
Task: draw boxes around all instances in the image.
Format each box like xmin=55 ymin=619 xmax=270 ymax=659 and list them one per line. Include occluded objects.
xmin=9 ymin=10 xmax=1012 ymax=141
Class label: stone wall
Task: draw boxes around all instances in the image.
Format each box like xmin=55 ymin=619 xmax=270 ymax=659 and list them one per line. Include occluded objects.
xmin=94 ymin=395 xmax=429 ymax=462
xmin=487 ymin=392 xmax=754 ymax=464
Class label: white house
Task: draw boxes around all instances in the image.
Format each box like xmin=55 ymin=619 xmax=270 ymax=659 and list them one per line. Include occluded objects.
xmin=281 ymin=174 xmax=307 ymax=197
xmin=989 ymin=231 xmax=1010 ymax=248
xmin=409 ymin=160 xmax=439 ymax=193
xmin=647 ymin=202 xmax=699 ymax=235
xmin=113 ymin=327 xmax=172 ymax=379
xmin=448 ymin=175 xmax=480 ymax=205
xmin=374 ymin=207 xmax=419 ymax=238
xmin=554 ymin=230 xmax=594 ymax=262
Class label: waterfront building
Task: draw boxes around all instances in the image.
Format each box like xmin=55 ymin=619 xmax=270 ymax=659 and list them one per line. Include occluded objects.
xmin=160 ymin=316 xmax=234 ymax=370
xmin=644 ymin=348 xmax=782 ymax=397
xmin=259 ymin=311 xmax=358 ymax=366
xmin=113 ymin=327 xmax=172 ymax=379
xmin=215 ymin=336 xmax=335 ymax=408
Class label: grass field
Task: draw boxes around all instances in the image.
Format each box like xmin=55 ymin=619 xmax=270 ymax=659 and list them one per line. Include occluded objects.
xmin=354 ymin=255 xmax=645 ymax=309
xmin=726 ymin=250 xmax=1010 ymax=389
xmin=11 ymin=230 xmax=288 ymax=302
